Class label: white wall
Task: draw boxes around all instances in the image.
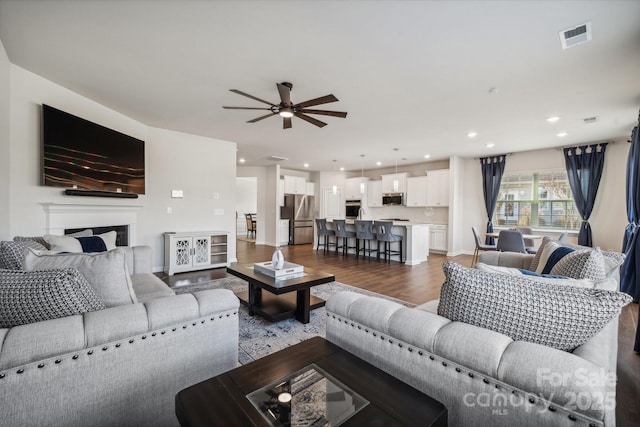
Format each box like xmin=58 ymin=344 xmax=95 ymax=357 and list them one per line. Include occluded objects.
xmin=236 ymin=177 xmax=257 ymax=235
xmin=8 ymin=65 xmax=237 ymax=270
xmin=0 ymin=39 xmax=10 ymax=240
xmin=237 ymin=166 xmax=269 ymax=244
xmin=460 ymin=142 xmax=630 ymax=253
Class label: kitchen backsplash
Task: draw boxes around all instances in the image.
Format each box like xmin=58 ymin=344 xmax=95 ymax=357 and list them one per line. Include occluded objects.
xmin=367 ymin=206 xmax=448 ymax=224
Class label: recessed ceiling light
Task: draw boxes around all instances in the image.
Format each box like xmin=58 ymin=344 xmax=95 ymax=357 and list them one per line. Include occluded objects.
xmin=486 ymin=143 xmax=495 ymax=148
xmin=376 ymin=161 xmax=382 ymax=166
xmin=467 ymin=132 xmax=478 ymax=138
xmin=239 ymin=158 xmax=245 ymax=163
xmin=546 ymin=116 xmax=560 ymax=123
xmin=303 ymin=163 xmax=309 ymax=168
xmin=340 ymin=167 xmax=345 ymax=171
xmin=424 ymin=154 xmax=431 ymax=159
xmin=557 ymin=132 xmax=568 ymax=137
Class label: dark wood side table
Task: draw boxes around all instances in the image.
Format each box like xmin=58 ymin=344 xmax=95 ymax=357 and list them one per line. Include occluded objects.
xmin=226 ymin=263 xmax=335 ymax=324
xmin=175 ymin=336 xmax=447 ymax=426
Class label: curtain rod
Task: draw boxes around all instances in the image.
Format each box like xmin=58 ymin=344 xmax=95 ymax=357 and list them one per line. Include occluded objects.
xmin=555 ymin=140 xmax=613 ymax=151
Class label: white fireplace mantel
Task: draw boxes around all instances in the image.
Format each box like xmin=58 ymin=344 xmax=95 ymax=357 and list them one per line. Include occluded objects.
xmin=41 ymin=203 xmax=143 ymax=246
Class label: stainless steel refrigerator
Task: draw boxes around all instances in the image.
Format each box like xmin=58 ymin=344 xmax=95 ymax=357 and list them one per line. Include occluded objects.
xmin=281 ymin=194 xmax=314 ymax=245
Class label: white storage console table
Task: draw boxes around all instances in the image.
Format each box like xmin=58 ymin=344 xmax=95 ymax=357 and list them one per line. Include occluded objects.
xmin=164 ymin=231 xmax=229 ymax=275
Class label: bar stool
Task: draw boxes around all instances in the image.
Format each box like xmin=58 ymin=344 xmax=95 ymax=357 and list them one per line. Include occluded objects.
xmin=333 ymin=219 xmax=356 ymax=255
xmin=315 ymin=218 xmax=336 ymax=253
xmin=373 ymin=221 xmax=403 ymax=262
xmin=354 ymin=220 xmax=377 ymax=260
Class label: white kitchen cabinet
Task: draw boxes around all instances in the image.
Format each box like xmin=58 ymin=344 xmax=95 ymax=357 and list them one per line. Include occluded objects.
xmin=406 ymin=176 xmax=428 ymax=207
xmin=283 ymin=175 xmax=306 ymax=194
xmin=381 ymin=173 xmax=409 ymax=194
xmin=305 ymin=181 xmax=315 ymax=196
xmin=426 ymin=169 xmax=450 ymax=207
xmin=429 ymin=224 xmax=448 ymax=252
xmin=367 ymin=180 xmax=383 ymax=207
xmin=344 ymin=177 xmax=367 ymax=200
xmin=164 ymin=231 xmax=229 ymax=275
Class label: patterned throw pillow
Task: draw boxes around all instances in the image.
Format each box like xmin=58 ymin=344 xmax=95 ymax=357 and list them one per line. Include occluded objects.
xmin=0 ymin=268 xmax=106 ymax=328
xmin=550 ymin=248 xmax=607 ymax=281
xmin=528 ymin=236 xmax=554 ymax=272
xmin=13 ymin=236 xmax=51 ymax=250
xmin=0 ymin=240 xmax=47 ymax=270
xmin=437 ymin=261 xmax=632 ymax=351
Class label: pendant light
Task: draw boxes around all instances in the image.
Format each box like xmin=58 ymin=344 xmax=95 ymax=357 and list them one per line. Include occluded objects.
xmin=359 ymin=154 xmax=366 ymax=194
xmin=392 ymin=148 xmax=399 ymax=192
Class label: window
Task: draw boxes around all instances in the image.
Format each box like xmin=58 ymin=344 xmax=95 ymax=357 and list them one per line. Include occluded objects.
xmin=493 ymin=170 xmax=581 ymax=230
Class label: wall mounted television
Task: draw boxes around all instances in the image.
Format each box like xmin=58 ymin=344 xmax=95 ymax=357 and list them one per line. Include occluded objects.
xmin=42 ymin=104 xmax=145 ymax=195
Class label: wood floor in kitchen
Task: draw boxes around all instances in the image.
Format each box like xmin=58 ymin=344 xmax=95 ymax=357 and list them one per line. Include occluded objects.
xmin=157 ymin=239 xmax=640 ymax=427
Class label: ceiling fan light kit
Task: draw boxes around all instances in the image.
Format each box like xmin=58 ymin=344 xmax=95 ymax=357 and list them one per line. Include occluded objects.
xmin=223 ymin=82 xmax=347 ymax=129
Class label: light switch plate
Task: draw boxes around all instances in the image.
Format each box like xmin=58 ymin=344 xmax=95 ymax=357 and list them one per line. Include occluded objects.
xmin=171 ymin=190 xmax=183 ymax=198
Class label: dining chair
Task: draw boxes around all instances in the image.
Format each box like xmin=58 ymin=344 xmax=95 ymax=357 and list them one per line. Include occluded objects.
xmin=516 ymin=226 xmax=537 ymax=254
xmin=245 ymin=213 xmax=256 ymax=238
xmin=496 ymin=229 xmax=527 ymax=253
xmin=471 ymin=226 xmax=497 ymax=266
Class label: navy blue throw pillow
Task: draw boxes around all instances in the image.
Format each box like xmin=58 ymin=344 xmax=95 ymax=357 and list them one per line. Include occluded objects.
xmin=76 ymin=236 xmax=108 ymax=253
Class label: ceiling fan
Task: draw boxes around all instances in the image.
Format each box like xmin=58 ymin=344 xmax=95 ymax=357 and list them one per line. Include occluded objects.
xmin=222 ymin=82 xmax=347 ymax=129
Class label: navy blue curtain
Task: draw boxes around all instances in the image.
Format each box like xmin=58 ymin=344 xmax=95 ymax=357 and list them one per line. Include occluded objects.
xmin=563 ymin=144 xmax=608 ymax=247
xmin=621 ymin=125 xmax=640 ymax=304
xmin=480 ymin=155 xmax=506 ymax=245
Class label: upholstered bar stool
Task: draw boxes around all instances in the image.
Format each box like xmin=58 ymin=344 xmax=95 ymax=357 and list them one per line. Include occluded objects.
xmin=333 ymin=219 xmax=356 ymax=255
xmin=315 ymin=218 xmax=336 ymax=253
xmin=354 ymin=220 xmax=377 ymax=260
xmin=373 ymin=221 xmax=403 ymax=262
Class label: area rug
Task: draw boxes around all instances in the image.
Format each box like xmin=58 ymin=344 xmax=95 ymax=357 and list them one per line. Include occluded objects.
xmin=174 ymin=278 xmax=414 ymax=365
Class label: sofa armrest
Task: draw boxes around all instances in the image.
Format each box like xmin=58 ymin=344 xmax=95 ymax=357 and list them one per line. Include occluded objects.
xmin=478 ymin=251 xmax=534 ymax=269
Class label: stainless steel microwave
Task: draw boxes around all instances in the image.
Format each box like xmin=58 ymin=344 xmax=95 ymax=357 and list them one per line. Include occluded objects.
xmin=382 ymin=193 xmax=404 ymax=206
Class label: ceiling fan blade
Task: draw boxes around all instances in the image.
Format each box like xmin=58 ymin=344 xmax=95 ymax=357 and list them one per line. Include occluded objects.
xmin=229 ymin=89 xmax=275 ymax=106
xmin=283 ymin=117 xmax=292 ymax=129
xmin=295 ymin=94 xmax=338 ymax=109
xmin=294 ymin=113 xmax=327 ymax=128
xmin=223 ymin=106 xmax=273 ymax=110
xmin=297 ymin=109 xmax=347 ymax=118
xmin=277 ymin=83 xmax=291 ymax=105
xmin=247 ymin=113 xmax=277 ymax=123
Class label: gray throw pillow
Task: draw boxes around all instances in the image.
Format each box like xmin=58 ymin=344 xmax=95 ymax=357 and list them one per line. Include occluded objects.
xmin=23 ymin=248 xmax=137 ymax=308
xmin=0 ymin=240 xmax=47 ymax=270
xmin=437 ymin=261 xmax=632 ymax=351
xmin=0 ymin=268 xmax=106 ymax=328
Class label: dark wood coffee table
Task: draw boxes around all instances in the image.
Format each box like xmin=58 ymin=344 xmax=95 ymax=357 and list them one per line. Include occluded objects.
xmin=175 ymin=336 xmax=447 ymax=426
xmin=226 ymin=263 xmax=335 ymax=324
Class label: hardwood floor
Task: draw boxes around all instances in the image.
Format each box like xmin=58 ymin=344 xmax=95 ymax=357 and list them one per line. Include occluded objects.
xmin=158 ymin=239 xmax=640 ymax=427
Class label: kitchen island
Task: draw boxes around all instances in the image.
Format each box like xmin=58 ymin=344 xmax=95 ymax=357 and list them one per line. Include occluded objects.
xmin=325 ymin=220 xmax=430 ymax=265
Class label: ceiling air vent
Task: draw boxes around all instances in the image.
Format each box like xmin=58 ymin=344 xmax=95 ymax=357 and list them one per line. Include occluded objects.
xmin=560 ymin=22 xmax=592 ymax=49
xmin=583 ymin=116 xmax=598 ymax=124
xmin=269 ymin=155 xmax=288 ymax=161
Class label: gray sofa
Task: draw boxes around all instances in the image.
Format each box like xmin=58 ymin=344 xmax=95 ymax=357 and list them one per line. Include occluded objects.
xmin=0 ymin=246 xmax=239 ymax=427
xmin=326 ymin=252 xmax=620 ymax=427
